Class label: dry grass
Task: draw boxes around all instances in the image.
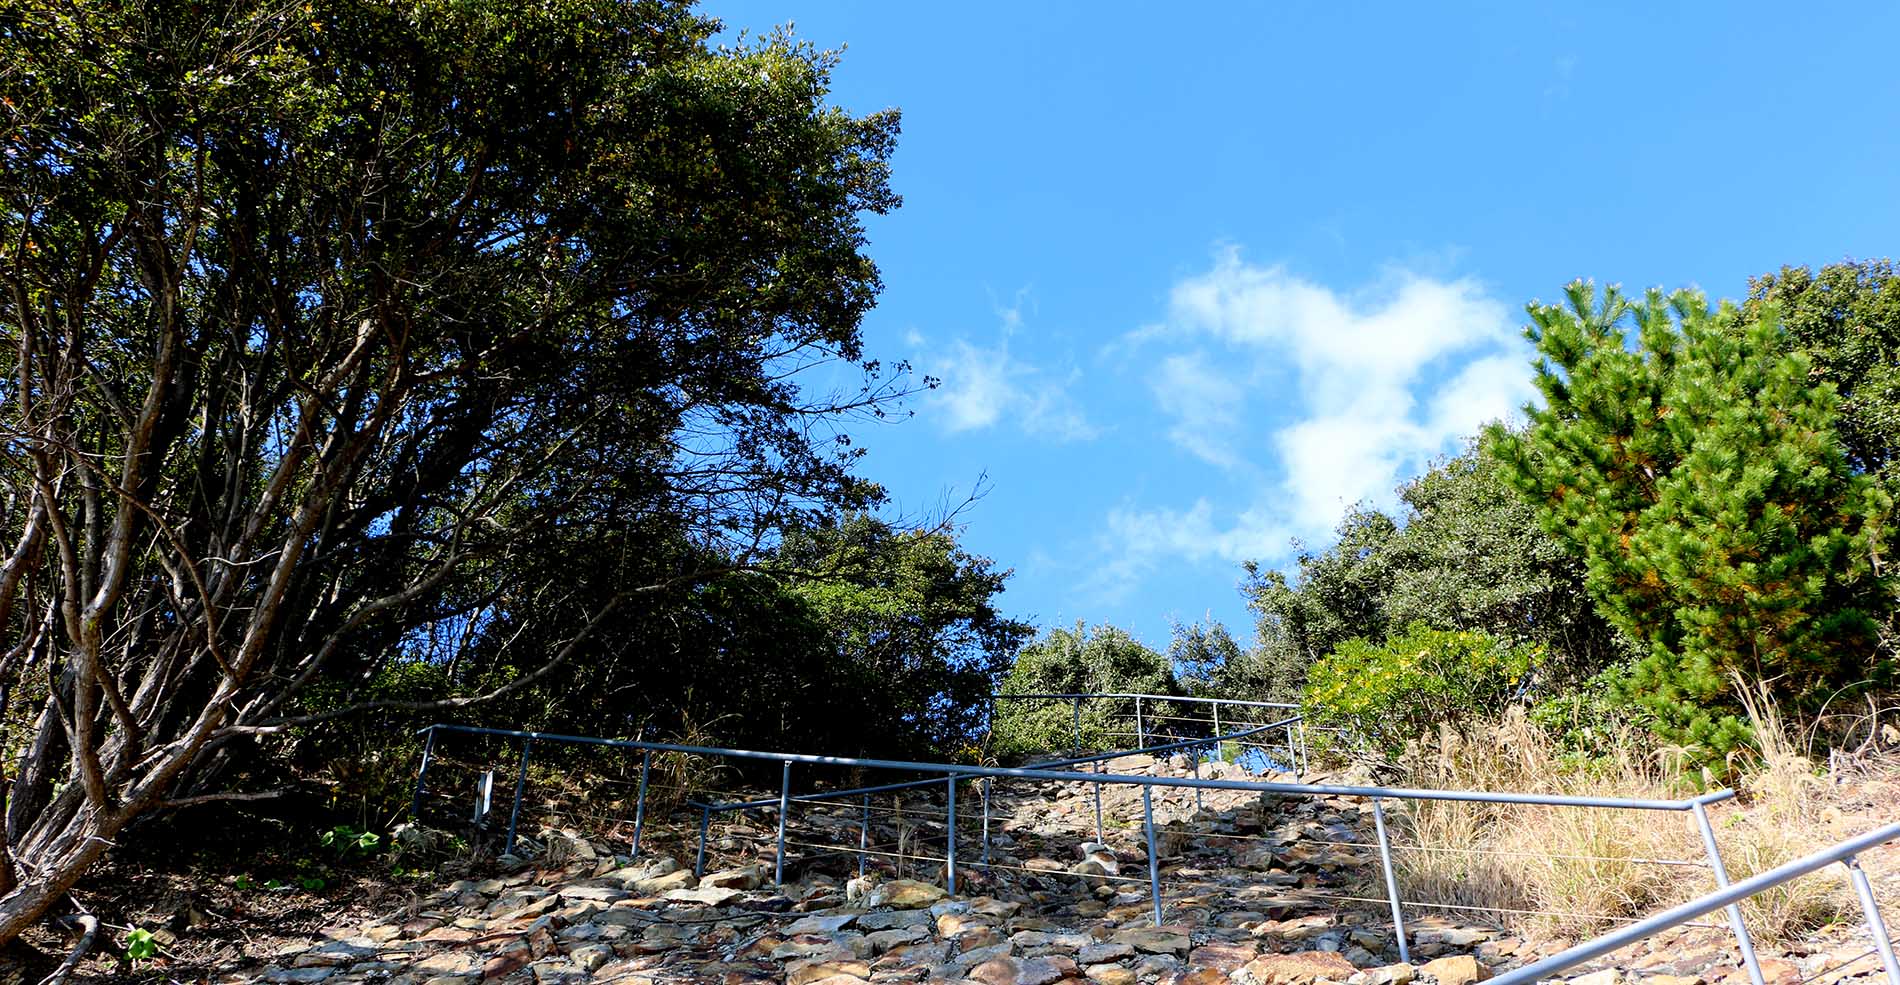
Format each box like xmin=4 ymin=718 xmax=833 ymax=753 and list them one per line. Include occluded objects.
xmin=1390 ymin=693 xmax=1855 ymax=943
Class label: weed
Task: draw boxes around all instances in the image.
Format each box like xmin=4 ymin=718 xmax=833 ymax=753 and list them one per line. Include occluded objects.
xmin=124 ymin=926 xmax=158 ymax=963
xmin=1390 ymin=696 xmax=1852 ymax=943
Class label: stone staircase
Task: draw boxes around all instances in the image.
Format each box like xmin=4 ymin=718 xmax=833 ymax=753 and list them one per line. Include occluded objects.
xmin=246 ymin=752 xmax=1885 ymax=985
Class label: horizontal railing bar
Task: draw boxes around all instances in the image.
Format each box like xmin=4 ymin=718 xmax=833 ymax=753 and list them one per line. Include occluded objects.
xmin=992 ymin=692 xmax=1301 ymax=709
xmin=420 ymin=722 xmax=1732 ymax=812
xmin=1487 ymin=820 xmax=1900 ymax=985
xmin=694 ymin=718 xmax=1297 ymax=812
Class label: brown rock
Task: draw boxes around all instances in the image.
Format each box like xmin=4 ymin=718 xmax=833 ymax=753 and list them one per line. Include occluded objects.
xmin=1018 ymin=956 xmax=1080 ymax=985
xmin=482 ymin=947 xmax=532 ymax=980
xmin=1419 ymin=955 xmax=1490 ymax=985
xmin=1086 ymin=963 xmax=1138 ymax=985
xmin=1113 ymin=926 xmax=1192 ymax=956
xmin=1361 ymin=963 xmax=1418 ymax=985
xmin=1241 ymin=950 xmax=1360 ymax=985
xmin=701 ymin=866 xmax=764 ymax=890
xmin=968 ymin=957 xmax=1021 ymax=985
xmin=864 ymin=879 xmax=947 ymax=909
xmin=1190 ymin=941 xmax=1258 ymax=972
xmin=412 ymin=951 xmax=484 ymax=977
xmin=1719 ymin=960 xmax=1798 ymax=985
xmin=936 ymin=912 xmax=992 ymax=938
xmin=788 ymin=959 xmax=871 ymax=985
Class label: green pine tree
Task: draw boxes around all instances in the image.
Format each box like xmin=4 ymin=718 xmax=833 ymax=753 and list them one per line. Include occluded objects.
xmin=1487 ymin=282 xmax=1890 ymax=760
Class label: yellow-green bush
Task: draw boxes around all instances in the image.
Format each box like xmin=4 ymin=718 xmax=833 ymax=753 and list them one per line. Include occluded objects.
xmin=1303 ymin=623 xmax=1542 ymax=758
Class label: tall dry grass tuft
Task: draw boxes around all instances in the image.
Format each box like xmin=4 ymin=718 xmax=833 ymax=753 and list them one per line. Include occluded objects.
xmin=1394 ymin=709 xmax=1693 ymax=937
xmin=1391 ymin=691 xmax=1850 ymax=943
xmin=1716 ymin=678 xmax=1849 ymax=939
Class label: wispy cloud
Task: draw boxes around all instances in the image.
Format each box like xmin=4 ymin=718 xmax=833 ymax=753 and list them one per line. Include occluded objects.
xmin=1151 ymin=351 xmax=1246 ymax=468
xmin=1092 ymin=247 xmax=1534 ymax=594
xmin=921 ymin=292 xmax=1100 ymax=443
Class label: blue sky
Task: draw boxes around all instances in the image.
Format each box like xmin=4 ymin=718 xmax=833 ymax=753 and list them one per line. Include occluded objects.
xmin=715 ymin=2 xmax=1900 ymax=649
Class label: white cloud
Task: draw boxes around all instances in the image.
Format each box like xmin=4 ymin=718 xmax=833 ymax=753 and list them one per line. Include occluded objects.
xmin=1085 ymin=498 xmax=1289 ymax=604
xmin=933 ymin=339 xmax=1017 ymax=433
xmin=1102 ymin=247 xmax=1536 ymax=577
xmin=1151 ymin=351 xmax=1246 ymax=468
xmin=926 ymin=337 xmax=1098 ymax=443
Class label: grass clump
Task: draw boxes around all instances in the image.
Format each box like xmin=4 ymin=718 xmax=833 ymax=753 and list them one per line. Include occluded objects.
xmin=1388 ymin=694 xmax=1853 ymax=943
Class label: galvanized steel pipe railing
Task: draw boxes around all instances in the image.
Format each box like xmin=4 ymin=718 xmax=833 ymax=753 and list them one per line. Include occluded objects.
xmin=1486 ymin=819 xmax=1900 ymax=985
xmin=681 ymin=717 xmax=1297 ymax=885
xmin=990 ymin=691 xmax=1306 ymax=774
xmin=409 ymin=717 xmax=1762 ymax=985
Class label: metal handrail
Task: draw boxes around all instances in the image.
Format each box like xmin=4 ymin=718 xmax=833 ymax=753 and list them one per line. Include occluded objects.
xmin=413 ymin=722 xmax=1732 ymax=811
xmin=1488 ymin=819 xmax=1900 ymax=985
xmin=409 ymin=712 xmax=1759 ymax=983
xmin=690 ymin=716 xmax=1298 ymax=812
xmin=992 ymin=691 xmax=1300 ymax=709
xmin=989 ymin=690 xmax=1307 ymax=774
xmin=679 ymin=716 xmax=1300 ymax=878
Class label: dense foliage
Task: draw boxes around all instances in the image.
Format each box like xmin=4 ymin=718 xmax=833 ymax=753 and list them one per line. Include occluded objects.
xmin=1041 ymin=269 xmax=1900 ymax=772
xmin=0 ymin=0 xmax=986 ymax=941
xmin=990 ymin=624 xmax=1177 ymax=759
xmin=1217 ymin=444 xmax=1624 ymax=705
xmin=1303 ymin=623 xmax=1543 ymax=759
xmin=1746 ymin=260 xmax=1900 ymax=495
xmin=1489 ymin=282 xmax=1891 ymax=759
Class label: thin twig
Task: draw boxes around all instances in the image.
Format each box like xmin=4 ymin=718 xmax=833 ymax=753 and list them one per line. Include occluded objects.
xmin=36 ymin=914 xmax=98 ymax=985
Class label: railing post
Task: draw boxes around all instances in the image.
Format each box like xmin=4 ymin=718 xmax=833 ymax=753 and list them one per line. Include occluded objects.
xmin=1845 ymin=857 xmax=1900 ymax=985
xmin=1297 ymin=718 xmax=1308 ymax=775
xmin=504 ymin=737 xmax=532 ymax=856
xmin=945 ymin=776 xmax=958 ymax=895
xmin=694 ymin=804 xmax=711 ymax=876
xmin=775 ymin=762 xmax=792 ymax=886
xmin=1093 ymin=765 xmax=1105 ymax=842
xmin=980 ymin=779 xmax=992 ymax=868
xmin=1072 ymin=697 xmax=1082 ymax=756
xmin=411 ymin=726 xmax=437 ymax=820
xmin=1692 ymin=800 xmax=1768 ymax=985
xmin=1372 ymin=797 xmax=1411 ymax=964
xmin=1213 ymin=702 xmax=1222 ymax=747
xmin=859 ymin=794 xmax=871 ymax=878
xmin=1136 ymin=695 xmax=1145 ymax=747
xmin=1142 ymin=785 xmax=1162 ymax=926
xmin=631 ymin=750 xmax=652 ymax=857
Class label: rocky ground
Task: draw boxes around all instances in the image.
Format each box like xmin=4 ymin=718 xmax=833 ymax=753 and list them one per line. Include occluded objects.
xmin=204 ymin=752 xmax=1897 ymax=985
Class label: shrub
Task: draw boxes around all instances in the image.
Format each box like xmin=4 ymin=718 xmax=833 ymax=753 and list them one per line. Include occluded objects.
xmin=990 ymin=624 xmax=1176 ymax=760
xmin=1302 ymin=624 xmax=1542 ymax=759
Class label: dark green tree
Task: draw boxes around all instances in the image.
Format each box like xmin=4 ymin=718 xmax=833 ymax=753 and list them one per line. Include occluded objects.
xmin=778 ymin=515 xmax=1033 ymax=758
xmin=1238 ymin=509 xmax=1398 ymax=703
xmin=991 ymin=623 xmax=1176 ymax=758
xmin=1488 ymin=282 xmax=1891 ymax=759
xmin=1170 ymin=619 xmax=1247 ymax=696
xmin=1381 ymin=441 xmax=1632 ymax=682
xmin=1745 ymin=260 xmax=1900 ymax=489
xmin=0 ymin=0 xmax=903 ymax=940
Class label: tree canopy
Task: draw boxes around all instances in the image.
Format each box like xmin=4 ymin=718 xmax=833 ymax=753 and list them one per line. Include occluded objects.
xmin=1223 ymin=441 xmax=1624 ymax=705
xmin=1488 ymin=282 xmax=1891 ymax=757
xmin=0 ymin=0 xmax=913 ymax=940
